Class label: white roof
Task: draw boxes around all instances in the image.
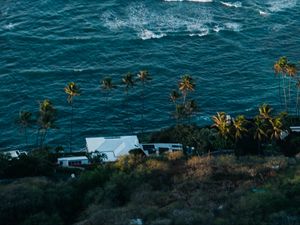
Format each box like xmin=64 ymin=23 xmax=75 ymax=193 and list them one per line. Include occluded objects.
xmin=85 ymin=135 xmax=140 ymax=161
xmin=58 ymin=156 xmax=88 ymax=161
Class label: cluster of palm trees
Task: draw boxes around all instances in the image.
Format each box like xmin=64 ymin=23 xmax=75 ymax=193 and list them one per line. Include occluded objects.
xmin=274 ymin=56 xmax=299 ymax=114
xmin=170 ymin=75 xmax=198 ymax=123
xmin=17 ymin=99 xmax=57 ymax=150
xmin=212 ymin=104 xmax=287 ymax=153
xmin=17 ymin=70 xmax=152 ymax=150
xmin=100 ymin=70 xmax=152 ymax=133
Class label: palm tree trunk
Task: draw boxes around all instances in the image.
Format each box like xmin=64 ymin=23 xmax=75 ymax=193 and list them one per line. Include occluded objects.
xmin=141 ymin=82 xmax=145 ymax=134
xmin=125 ymin=91 xmax=133 ymax=133
xmin=283 ymin=76 xmax=288 ymax=111
xmin=41 ymin=129 xmax=48 ymax=150
xmin=296 ymin=88 xmax=299 ymax=115
xmin=69 ymin=103 xmax=73 ymax=153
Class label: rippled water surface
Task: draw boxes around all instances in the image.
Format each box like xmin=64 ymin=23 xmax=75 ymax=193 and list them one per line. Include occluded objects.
xmin=1 ymin=0 xmax=300 ymax=150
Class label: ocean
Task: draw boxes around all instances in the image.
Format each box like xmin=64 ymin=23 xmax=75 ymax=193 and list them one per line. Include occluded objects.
xmin=1 ymin=0 xmax=300 ymax=150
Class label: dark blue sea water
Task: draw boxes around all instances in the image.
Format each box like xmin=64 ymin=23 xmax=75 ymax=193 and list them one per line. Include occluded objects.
xmin=1 ymin=0 xmax=300 ymax=150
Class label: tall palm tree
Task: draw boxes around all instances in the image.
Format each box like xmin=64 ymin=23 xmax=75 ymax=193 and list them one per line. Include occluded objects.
xmin=37 ymin=99 xmax=57 ymax=149
xmin=286 ymin=63 xmax=297 ymax=110
xmin=102 ymin=77 xmax=116 ymax=102
xmin=274 ymin=57 xmax=288 ymax=111
xmin=212 ymin=112 xmax=231 ymax=148
xmin=296 ymin=79 xmax=300 ymax=115
xmin=258 ymin=104 xmax=273 ymax=120
xmin=16 ymin=111 xmax=33 ymax=146
xmin=101 ymin=77 xmax=116 ymax=127
xmin=178 ymin=75 xmax=195 ymax=104
xmin=170 ymin=90 xmax=181 ymax=123
xmin=64 ymin=82 xmax=81 ymax=152
xmin=184 ymin=99 xmax=198 ymax=123
xmin=137 ymin=70 xmax=151 ymax=133
xmin=122 ymin=73 xmax=134 ymax=132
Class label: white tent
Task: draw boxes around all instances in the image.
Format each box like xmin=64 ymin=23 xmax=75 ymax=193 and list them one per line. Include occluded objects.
xmin=85 ymin=135 xmax=140 ymax=162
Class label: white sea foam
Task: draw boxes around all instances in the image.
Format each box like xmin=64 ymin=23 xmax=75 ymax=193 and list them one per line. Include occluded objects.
xmin=224 ymin=22 xmax=241 ymax=32
xmin=213 ymin=25 xmax=225 ymax=32
xmin=220 ymin=1 xmax=242 ymax=8
xmin=187 ymin=24 xmax=209 ymax=36
xmin=3 ymin=23 xmax=17 ymax=30
xmin=139 ymin=29 xmax=166 ymax=40
xmin=268 ymin=0 xmax=297 ymax=12
xmin=259 ymin=10 xmax=269 ymax=16
xmin=102 ymin=2 xmax=213 ymax=40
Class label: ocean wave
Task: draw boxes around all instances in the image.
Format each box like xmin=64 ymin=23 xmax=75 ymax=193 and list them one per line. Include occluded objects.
xmin=213 ymin=25 xmax=225 ymax=32
xmin=187 ymin=24 xmax=209 ymax=36
xmin=268 ymin=0 xmax=297 ymax=12
xmin=139 ymin=29 xmax=166 ymax=40
xmin=224 ymin=22 xmax=241 ymax=32
xmin=220 ymin=1 xmax=242 ymax=8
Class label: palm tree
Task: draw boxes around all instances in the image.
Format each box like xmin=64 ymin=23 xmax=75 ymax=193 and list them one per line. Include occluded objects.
xmin=137 ymin=70 xmax=151 ymax=133
xmin=64 ymin=82 xmax=81 ymax=152
xmin=232 ymin=115 xmax=247 ymax=141
xmin=178 ymin=75 xmax=195 ymax=104
xmin=268 ymin=116 xmax=283 ymax=141
xmin=253 ymin=116 xmax=267 ymax=154
xmin=122 ymin=73 xmax=134 ymax=132
xmin=16 ymin=111 xmax=33 ymax=146
xmin=212 ymin=112 xmax=231 ymax=148
xmin=37 ymin=99 xmax=57 ymax=149
xmin=101 ymin=77 xmax=116 ymax=102
xmin=184 ymin=99 xmax=198 ymax=123
xmin=170 ymin=90 xmax=181 ymax=124
xmin=274 ymin=57 xmax=288 ymax=110
xmin=286 ymin=63 xmax=297 ymax=110
xmin=258 ymin=104 xmax=273 ymax=120
xmin=296 ymin=79 xmax=300 ymax=115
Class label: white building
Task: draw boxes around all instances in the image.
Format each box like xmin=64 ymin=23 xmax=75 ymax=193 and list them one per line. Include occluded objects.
xmin=57 ymin=156 xmax=89 ymax=167
xmin=85 ymin=136 xmax=141 ymax=162
xmin=140 ymin=143 xmax=183 ymax=155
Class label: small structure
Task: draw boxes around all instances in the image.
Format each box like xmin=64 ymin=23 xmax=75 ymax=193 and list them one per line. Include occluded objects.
xmin=85 ymin=136 xmax=140 ymax=162
xmin=290 ymin=126 xmax=300 ymax=132
xmin=140 ymin=143 xmax=183 ymax=155
xmin=57 ymin=156 xmax=89 ymax=167
xmin=2 ymin=150 xmax=27 ymax=159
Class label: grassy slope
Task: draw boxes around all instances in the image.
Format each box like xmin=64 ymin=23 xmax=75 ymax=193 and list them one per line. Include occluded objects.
xmin=0 ymin=154 xmax=299 ymax=225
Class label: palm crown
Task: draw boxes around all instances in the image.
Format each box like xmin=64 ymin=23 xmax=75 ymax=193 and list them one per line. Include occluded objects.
xmin=64 ymin=82 xmax=81 ymax=104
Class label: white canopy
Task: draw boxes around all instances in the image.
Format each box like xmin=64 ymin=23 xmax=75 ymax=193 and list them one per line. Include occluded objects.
xmin=85 ymin=135 xmax=140 ymax=162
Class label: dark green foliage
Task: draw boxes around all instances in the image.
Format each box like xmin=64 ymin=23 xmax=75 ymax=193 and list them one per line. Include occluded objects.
xmin=150 ymin=124 xmax=219 ymax=154
xmin=1 ymin=153 xmax=54 ymax=178
xmin=279 ymin=133 xmax=300 ymax=156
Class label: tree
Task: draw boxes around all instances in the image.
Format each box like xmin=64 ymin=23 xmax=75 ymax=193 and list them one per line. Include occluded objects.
xmin=178 ymin=75 xmax=195 ymax=104
xmin=296 ymin=79 xmax=300 ymax=115
xmin=232 ymin=115 xmax=247 ymax=140
xmin=64 ymin=82 xmax=81 ymax=152
xmin=37 ymin=99 xmax=57 ymax=149
xmin=274 ymin=57 xmax=298 ymax=113
xmin=258 ymin=104 xmax=273 ymax=120
xmin=137 ymin=70 xmax=151 ymax=133
xmin=212 ymin=112 xmax=231 ymax=148
xmin=122 ymin=73 xmax=134 ymax=132
xmin=16 ymin=111 xmax=33 ymax=147
xmin=253 ymin=116 xmax=267 ymax=154
xmin=268 ymin=116 xmax=284 ymax=141
xmin=170 ymin=90 xmax=181 ymax=124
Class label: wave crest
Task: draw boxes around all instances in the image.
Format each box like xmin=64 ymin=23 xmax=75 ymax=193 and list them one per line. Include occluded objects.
xmin=220 ymin=1 xmax=242 ymax=8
